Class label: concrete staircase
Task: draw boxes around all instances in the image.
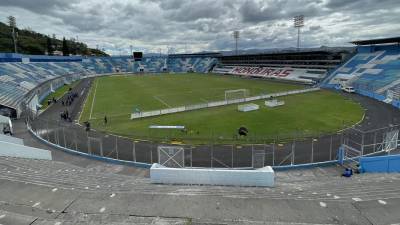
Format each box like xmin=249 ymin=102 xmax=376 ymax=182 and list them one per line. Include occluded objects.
xmin=1 ymin=156 xmax=400 ymax=224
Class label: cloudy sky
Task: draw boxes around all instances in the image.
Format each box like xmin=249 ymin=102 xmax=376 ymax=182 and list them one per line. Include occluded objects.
xmin=0 ymin=0 xmax=399 ymax=55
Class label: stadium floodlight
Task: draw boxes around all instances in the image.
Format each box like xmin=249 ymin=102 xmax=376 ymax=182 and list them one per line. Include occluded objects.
xmin=233 ymin=30 xmax=240 ymax=55
xmin=8 ymin=16 xmax=17 ymax=53
xmin=293 ymin=15 xmax=304 ymax=51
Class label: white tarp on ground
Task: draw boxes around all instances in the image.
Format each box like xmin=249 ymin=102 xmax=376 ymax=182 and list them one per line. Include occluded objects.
xmin=238 ymin=103 xmax=260 ymax=112
xmin=150 ymin=163 xmax=275 ymax=187
xmin=265 ymin=99 xmax=285 ymax=107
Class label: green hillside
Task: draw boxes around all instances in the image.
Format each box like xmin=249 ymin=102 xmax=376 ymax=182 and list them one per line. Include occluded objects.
xmin=0 ymin=21 xmax=107 ymax=56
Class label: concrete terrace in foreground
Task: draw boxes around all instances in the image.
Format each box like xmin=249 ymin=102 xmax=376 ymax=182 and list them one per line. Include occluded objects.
xmin=0 ymin=155 xmax=399 ymax=225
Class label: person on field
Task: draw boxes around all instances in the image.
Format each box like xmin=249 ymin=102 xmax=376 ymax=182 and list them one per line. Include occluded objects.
xmin=238 ymin=126 xmax=248 ymax=137
xmin=104 ymin=115 xmax=108 ymax=125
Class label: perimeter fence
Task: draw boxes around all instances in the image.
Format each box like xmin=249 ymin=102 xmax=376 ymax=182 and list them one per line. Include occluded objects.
xmin=26 ymin=108 xmax=399 ymax=168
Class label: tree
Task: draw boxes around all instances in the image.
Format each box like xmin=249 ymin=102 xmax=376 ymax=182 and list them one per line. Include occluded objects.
xmin=62 ymin=37 xmax=69 ymax=56
xmin=46 ymin=36 xmax=53 ymax=55
xmin=69 ymin=38 xmax=77 ymax=55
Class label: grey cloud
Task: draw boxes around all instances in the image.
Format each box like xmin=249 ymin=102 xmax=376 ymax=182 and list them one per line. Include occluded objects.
xmin=309 ymin=25 xmax=321 ymax=31
xmin=0 ymin=0 xmax=77 ymax=15
xmin=161 ymin=0 xmax=233 ymax=22
xmin=0 ymin=0 xmax=399 ymax=54
xmin=239 ymin=0 xmax=323 ymax=23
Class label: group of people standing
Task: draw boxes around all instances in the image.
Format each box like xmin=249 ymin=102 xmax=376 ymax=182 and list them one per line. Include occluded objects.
xmin=60 ymin=88 xmax=79 ymax=122
xmin=61 ymin=91 xmax=78 ymax=107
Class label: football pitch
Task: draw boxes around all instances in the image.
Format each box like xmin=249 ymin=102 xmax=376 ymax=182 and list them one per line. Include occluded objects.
xmin=79 ymin=73 xmax=364 ymax=144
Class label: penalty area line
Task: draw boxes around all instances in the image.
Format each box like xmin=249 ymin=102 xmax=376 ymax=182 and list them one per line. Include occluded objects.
xmin=199 ymin=98 xmax=208 ymax=103
xmin=153 ymin=95 xmax=171 ymax=108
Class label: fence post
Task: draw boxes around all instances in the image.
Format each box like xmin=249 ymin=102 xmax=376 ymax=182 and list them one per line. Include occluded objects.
xmin=132 ymin=141 xmax=136 ymax=162
xmin=46 ymin=120 xmax=50 ymax=141
xmin=74 ymin=131 xmax=78 ymax=150
xmin=291 ymin=141 xmax=295 ymax=165
xmin=338 ymin=145 xmax=344 ymax=165
xmin=311 ymin=138 xmax=314 ymax=163
xmin=87 ymin=132 xmax=90 ymax=154
xmin=150 ymin=143 xmax=153 ymax=164
xmin=56 ymin=126 xmax=59 ymax=145
xmin=115 ymin=136 xmax=119 ymax=159
xmin=231 ymin=144 xmax=234 ymax=168
xmin=361 ymin=132 xmax=365 ymax=155
xmin=264 ymin=141 xmax=267 ymax=167
xmin=329 ymin=135 xmax=333 ymax=160
xmin=373 ymin=131 xmax=377 ymax=153
xmin=63 ymin=127 xmax=66 ymax=148
xmin=190 ymin=147 xmax=193 ymax=168
xmin=272 ymin=140 xmax=275 ymax=166
xmin=211 ymin=144 xmax=213 ymax=168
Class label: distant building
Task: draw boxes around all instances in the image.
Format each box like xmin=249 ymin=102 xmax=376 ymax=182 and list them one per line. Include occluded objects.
xmin=53 ymin=50 xmax=63 ymax=56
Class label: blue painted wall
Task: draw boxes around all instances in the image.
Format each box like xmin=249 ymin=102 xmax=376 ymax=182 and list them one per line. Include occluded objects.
xmin=360 ymin=154 xmax=400 ymax=173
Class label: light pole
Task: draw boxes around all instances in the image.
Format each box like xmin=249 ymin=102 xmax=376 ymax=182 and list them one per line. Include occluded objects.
xmin=8 ymin=16 xmax=18 ymax=53
xmin=293 ymin=15 xmax=304 ymax=51
xmin=233 ymin=30 xmax=239 ymax=55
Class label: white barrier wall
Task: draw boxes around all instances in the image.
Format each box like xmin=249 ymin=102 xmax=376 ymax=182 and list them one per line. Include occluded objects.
xmin=132 ymin=88 xmax=320 ymax=119
xmin=0 ymin=140 xmax=52 ymax=160
xmin=0 ymin=134 xmax=24 ymax=145
xmin=150 ymin=163 xmax=275 ymax=187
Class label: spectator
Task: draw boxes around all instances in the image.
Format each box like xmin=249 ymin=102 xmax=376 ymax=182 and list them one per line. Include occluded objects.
xmin=84 ymin=121 xmax=91 ymax=132
xmin=342 ymin=168 xmax=353 ymax=177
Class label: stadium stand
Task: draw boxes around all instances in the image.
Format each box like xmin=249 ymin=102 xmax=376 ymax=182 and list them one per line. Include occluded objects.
xmin=323 ymin=37 xmax=400 ymax=106
xmin=0 ymin=53 xmax=217 ymax=118
xmin=0 ymin=155 xmax=400 ymax=224
xmin=213 ymin=51 xmax=350 ymax=84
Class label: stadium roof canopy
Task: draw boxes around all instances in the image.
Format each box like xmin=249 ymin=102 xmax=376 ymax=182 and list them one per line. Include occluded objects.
xmin=217 ymin=51 xmax=343 ymax=58
xmin=168 ymin=52 xmax=222 ymax=58
xmin=351 ymin=37 xmax=400 ymax=45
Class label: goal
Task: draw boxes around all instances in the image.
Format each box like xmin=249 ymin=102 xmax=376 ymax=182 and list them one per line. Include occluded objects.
xmin=225 ymin=89 xmax=249 ymax=103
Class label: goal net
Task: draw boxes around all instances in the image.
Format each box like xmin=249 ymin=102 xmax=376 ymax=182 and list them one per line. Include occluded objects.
xmin=225 ymin=89 xmax=249 ymax=103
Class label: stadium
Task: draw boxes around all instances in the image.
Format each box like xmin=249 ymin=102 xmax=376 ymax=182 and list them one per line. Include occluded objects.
xmin=1 ymin=1 xmax=400 ymax=224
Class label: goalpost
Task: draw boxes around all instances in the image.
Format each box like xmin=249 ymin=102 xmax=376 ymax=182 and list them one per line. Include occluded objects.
xmin=225 ymin=89 xmax=249 ymax=103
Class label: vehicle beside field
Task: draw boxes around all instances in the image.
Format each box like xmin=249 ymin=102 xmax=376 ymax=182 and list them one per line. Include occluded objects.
xmin=342 ymin=86 xmax=355 ymax=93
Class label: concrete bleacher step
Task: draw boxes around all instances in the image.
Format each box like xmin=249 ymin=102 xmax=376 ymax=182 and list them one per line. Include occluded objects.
xmin=0 ymin=209 xmax=39 ymax=225
xmin=36 ymin=213 xmax=189 ymax=225
xmin=1 ymin=156 xmax=400 ymax=204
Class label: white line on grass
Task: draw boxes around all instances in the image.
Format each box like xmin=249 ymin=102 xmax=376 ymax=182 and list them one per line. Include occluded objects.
xmin=153 ymin=95 xmax=171 ymax=108
xmin=77 ymin=87 xmax=88 ymax=123
xmin=91 ymin=112 xmax=130 ymax=120
xmin=199 ymin=98 xmax=208 ymax=103
xmin=89 ymin=79 xmax=98 ymax=120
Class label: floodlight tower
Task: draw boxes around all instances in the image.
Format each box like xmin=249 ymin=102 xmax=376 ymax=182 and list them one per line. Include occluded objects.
xmin=293 ymin=15 xmax=304 ymax=51
xmin=8 ymin=16 xmax=18 ymax=53
xmin=233 ymin=30 xmax=239 ymax=55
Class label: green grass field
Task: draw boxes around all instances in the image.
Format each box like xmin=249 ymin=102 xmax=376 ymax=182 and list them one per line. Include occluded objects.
xmin=80 ymin=73 xmax=364 ymax=144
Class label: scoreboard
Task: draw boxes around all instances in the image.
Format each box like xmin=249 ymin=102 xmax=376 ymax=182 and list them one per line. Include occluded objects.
xmin=133 ymin=52 xmax=143 ymax=61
